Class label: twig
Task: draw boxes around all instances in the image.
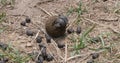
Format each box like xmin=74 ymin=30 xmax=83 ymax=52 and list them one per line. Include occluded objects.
xmin=12 ymin=9 xmax=28 ymax=33
xmin=35 ymin=47 xmax=43 ymax=61
xmin=66 ymin=50 xmax=104 ymax=61
xmin=39 ymin=7 xmax=53 ymax=16
xmin=36 ymin=0 xmax=54 ymax=5
xmin=30 ymin=30 xmax=40 ymax=50
xmin=16 ymin=9 xmax=28 ymax=21
xmin=66 ymin=15 xmax=78 ymax=29
xmin=51 ymin=40 xmax=64 ymax=60
xmin=67 ymin=54 xmax=86 ymax=61
xmin=42 ymin=39 xmax=58 ymax=62
xmin=31 ymin=30 xmax=40 ymax=43
xmin=84 ymin=18 xmax=120 ymax=34
xmin=98 ymin=18 xmax=118 ymax=22
xmin=64 ymin=41 xmax=68 ymax=63
xmin=31 ymin=30 xmax=41 ymax=62
xmin=7 ymin=14 xmax=27 ymax=17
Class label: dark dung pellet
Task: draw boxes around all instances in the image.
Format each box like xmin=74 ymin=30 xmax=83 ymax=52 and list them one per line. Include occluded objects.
xmin=36 ymin=36 xmax=42 ymax=43
xmin=45 ymin=34 xmax=51 ymax=43
xmin=37 ymin=55 xmax=44 ymax=63
xmin=67 ymin=27 xmax=74 ymax=34
xmin=26 ymin=30 xmax=34 ymax=36
xmin=41 ymin=47 xmax=47 ymax=59
xmin=0 ymin=42 xmax=8 ymax=50
xmin=20 ymin=21 xmax=26 ymax=26
xmin=46 ymin=54 xmax=54 ymax=62
xmin=91 ymin=53 xmax=99 ymax=59
xmin=76 ymin=26 xmax=81 ymax=34
xmin=38 ymin=43 xmax=46 ymax=49
xmin=87 ymin=59 xmax=94 ymax=63
xmin=25 ymin=17 xmax=31 ymax=23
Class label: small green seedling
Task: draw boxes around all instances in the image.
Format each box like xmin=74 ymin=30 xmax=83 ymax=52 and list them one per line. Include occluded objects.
xmin=0 ymin=12 xmax=6 ymax=23
xmin=75 ymin=24 xmax=96 ymax=50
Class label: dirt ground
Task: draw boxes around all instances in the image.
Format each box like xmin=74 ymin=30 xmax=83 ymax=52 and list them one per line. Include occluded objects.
xmin=0 ymin=0 xmax=120 ymax=63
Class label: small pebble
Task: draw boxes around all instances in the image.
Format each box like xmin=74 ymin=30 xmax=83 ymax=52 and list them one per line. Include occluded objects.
xmin=20 ymin=21 xmax=26 ymax=26
xmin=76 ymin=26 xmax=81 ymax=34
xmin=25 ymin=17 xmax=31 ymax=23
xmin=36 ymin=36 xmax=42 ymax=43
xmin=26 ymin=43 xmax=32 ymax=47
xmin=46 ymin=54 xmax=54 ymax=61
xmin=67 ymin=27 xmax=74 ymax=34
xmin=26 ymin=30 xmax=34 ymax=36
xmin=91 ymin=53 xmax=99 ymax=59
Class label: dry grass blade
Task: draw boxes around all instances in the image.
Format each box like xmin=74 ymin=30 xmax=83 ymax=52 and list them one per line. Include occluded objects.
xmin=67 ymin=50 xmax=104 ymax=62
xmin=30 ymin=30 xmax=40 ymax=51
xmin=35 ymin=48 xmax=43 ymax=61
xmin=31 ymin=30 xmax=40 ymax=43
xmin=65 ymin=41 xmax=68 ymax=63
xmin=67 ymin=15 xmax=78 ymax=29
xmin=84 ymin=18 xmax=120 ymax=34
xmin=76 ymin=24 xmax=96 ymax=50
xmin=42 ymin=40 xmax=58 ymax=62
xmin=0 ymin=12 xmax=6 ymax=22
xmin=51 ymin=40 xmax=64 ymax=59
xmin=39 ymin=7 xmax=53 ymax=16
xmin=99 ymin=35 xmax=105 ymax=47
xmin=16 ymin=9 xmax=28 ymax=21
xmin=32 ymin=30 xmax=41 ymax=61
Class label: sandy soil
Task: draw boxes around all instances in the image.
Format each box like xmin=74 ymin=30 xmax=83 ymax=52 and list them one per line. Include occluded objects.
xmin=0 ymin=0 xmax=120 ymax=63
